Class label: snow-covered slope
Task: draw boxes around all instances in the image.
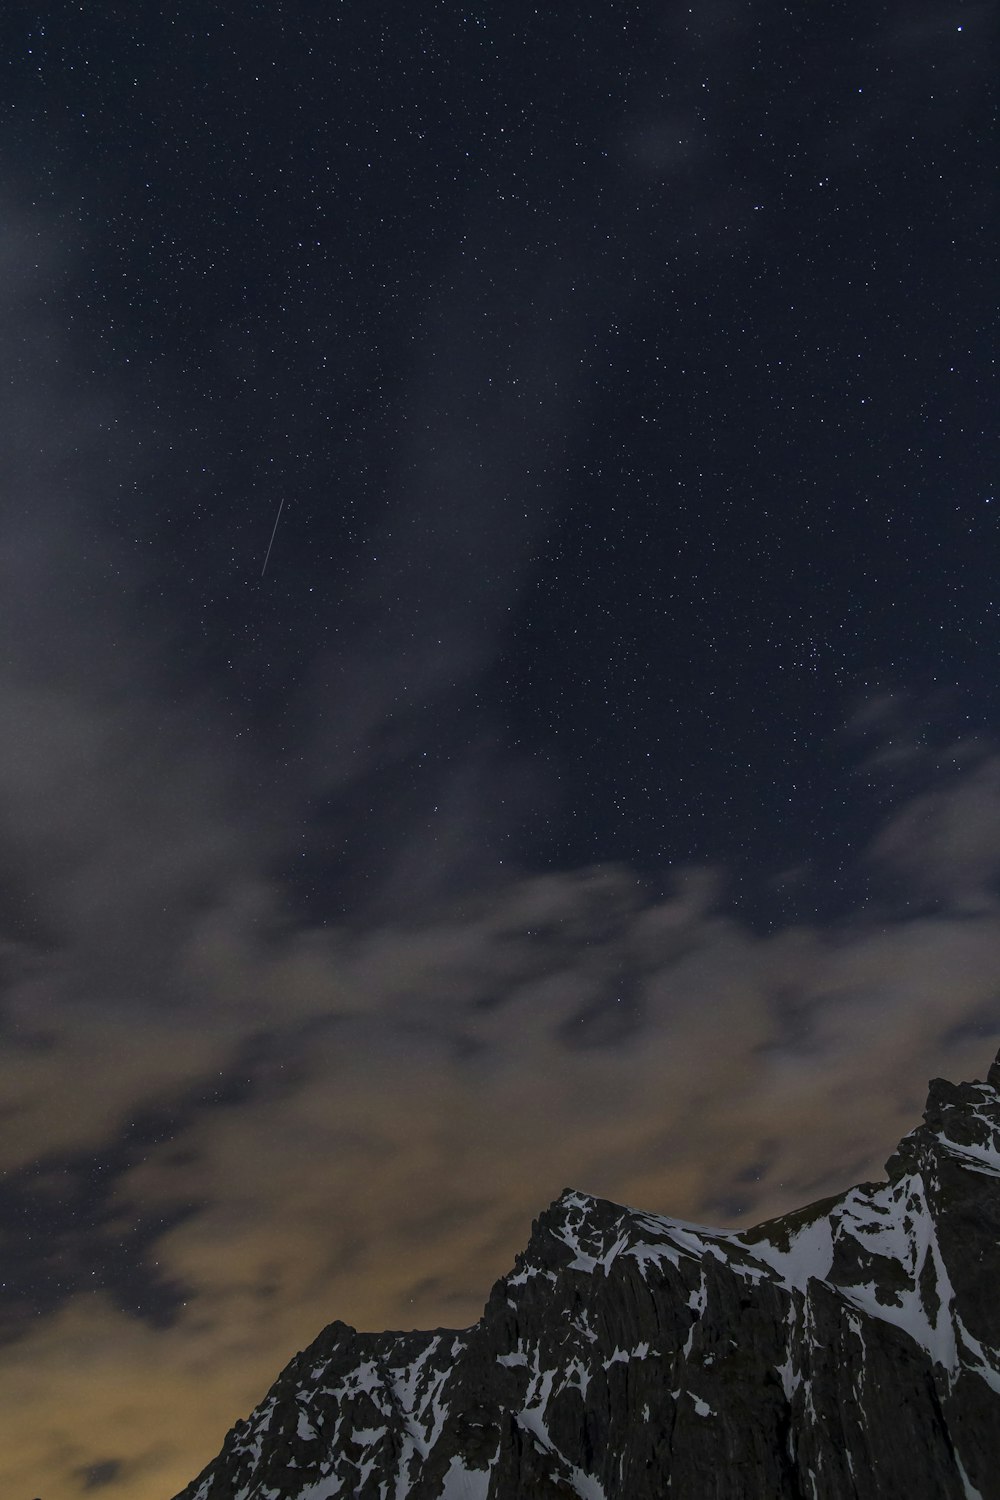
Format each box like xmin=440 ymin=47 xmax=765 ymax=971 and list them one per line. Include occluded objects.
xmin=174 ymin=1051 xmax=1000 ymax=1499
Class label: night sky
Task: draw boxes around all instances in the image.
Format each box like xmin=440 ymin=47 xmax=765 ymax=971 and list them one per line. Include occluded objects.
xmin=0 ymin=2 xmax=996 ymax=1496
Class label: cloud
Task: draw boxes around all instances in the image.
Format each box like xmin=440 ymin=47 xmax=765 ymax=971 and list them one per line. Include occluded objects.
xmin=1 ymin=384 xmax=999 ymax=1494
xmin=1 ymin=199 xmax=998 ymax=1500
xmin=869 ymin=755 xmax=1000 ymax=911
xmin=4 ymin=827 xmax=1000 ymax=1496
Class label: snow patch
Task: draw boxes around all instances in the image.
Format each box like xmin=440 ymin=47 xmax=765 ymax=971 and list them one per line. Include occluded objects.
xmin=955 ymin=1452 xmax=986 ymax=1500
xmin=737 ymin=1213 xmax=834 ymax=1291
xmin=438 ymin=1455 xmax=492 ymax=1499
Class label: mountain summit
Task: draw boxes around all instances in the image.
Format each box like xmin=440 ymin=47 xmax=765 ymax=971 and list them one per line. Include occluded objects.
xmin=174 ymin=1051 xmax=1000 ymax=1499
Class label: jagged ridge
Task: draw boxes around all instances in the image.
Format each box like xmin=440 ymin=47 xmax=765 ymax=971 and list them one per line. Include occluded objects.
xmin=174 ymin=1050 xmax=1000 ymax=1499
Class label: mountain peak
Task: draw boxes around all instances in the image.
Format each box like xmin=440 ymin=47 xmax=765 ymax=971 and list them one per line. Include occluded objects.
xmin=175 ymin=1050 xmax=1000 ymax=1500
xmin=987 ymin=1043 xmax=1000 ymax=1090
xmin=885 ymin=1052 xmax=1000 ymax=1185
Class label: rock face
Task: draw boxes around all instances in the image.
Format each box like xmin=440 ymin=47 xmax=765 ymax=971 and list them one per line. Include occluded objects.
xmin=174 ymin=1052 xmax=1000 ymax=1499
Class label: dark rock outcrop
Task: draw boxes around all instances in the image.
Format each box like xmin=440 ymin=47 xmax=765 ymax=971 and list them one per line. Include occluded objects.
xmin=174 ymin=1050 xmax=1000 ymax=1499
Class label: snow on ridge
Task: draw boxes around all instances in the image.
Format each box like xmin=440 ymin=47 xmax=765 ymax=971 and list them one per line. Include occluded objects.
xmin=549 ymin=1192 xmax=625 ymax=1273
xmin=954 ymin=1316 xmax=1000 ymax=1396
xmin=536 ymin=1165 xmax=988 ymax=1389
xmin=625 ymin=1239 xmax=682 ymax=1275
xmin=935 ymin=1135 xmax=1000 ymax=1176
xmin=631 ymin=1207 xmax=741 ymax=1248
xmin=826 ymin=1171 xmax=963 ymax=1375
xmin=507 ymin=1262 xmax=557 ymax=1287
xmin=549 ymin=1153 xmax=1000 ymax=1414
xmin=834 ymin=1179 xmax=920 ymax=1264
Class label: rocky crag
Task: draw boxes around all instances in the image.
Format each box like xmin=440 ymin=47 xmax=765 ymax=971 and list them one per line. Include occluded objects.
xmin=174 ymin=1051 xmax=1000 ymax=1499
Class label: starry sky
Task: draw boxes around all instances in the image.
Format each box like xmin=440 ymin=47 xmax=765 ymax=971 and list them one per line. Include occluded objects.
xmin=0 ymin=2 xmax=996 ymax=1496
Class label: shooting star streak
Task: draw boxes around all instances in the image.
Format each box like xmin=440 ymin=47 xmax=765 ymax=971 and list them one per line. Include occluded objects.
xmin=260 ymin=497 xmax=286 ymax=576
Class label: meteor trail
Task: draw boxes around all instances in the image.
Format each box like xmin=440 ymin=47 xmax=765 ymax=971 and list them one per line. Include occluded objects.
xmin=260 ymin=497 xmax=285 ymax=576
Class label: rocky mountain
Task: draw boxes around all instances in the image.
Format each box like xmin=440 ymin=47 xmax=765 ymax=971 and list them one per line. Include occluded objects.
xmin=174 ymin=1051 xmax=1000 ymax=1499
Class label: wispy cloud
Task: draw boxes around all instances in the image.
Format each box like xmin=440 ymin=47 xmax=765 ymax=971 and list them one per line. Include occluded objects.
xmin=4 ymin=793 xmax=1000 ymax=1495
